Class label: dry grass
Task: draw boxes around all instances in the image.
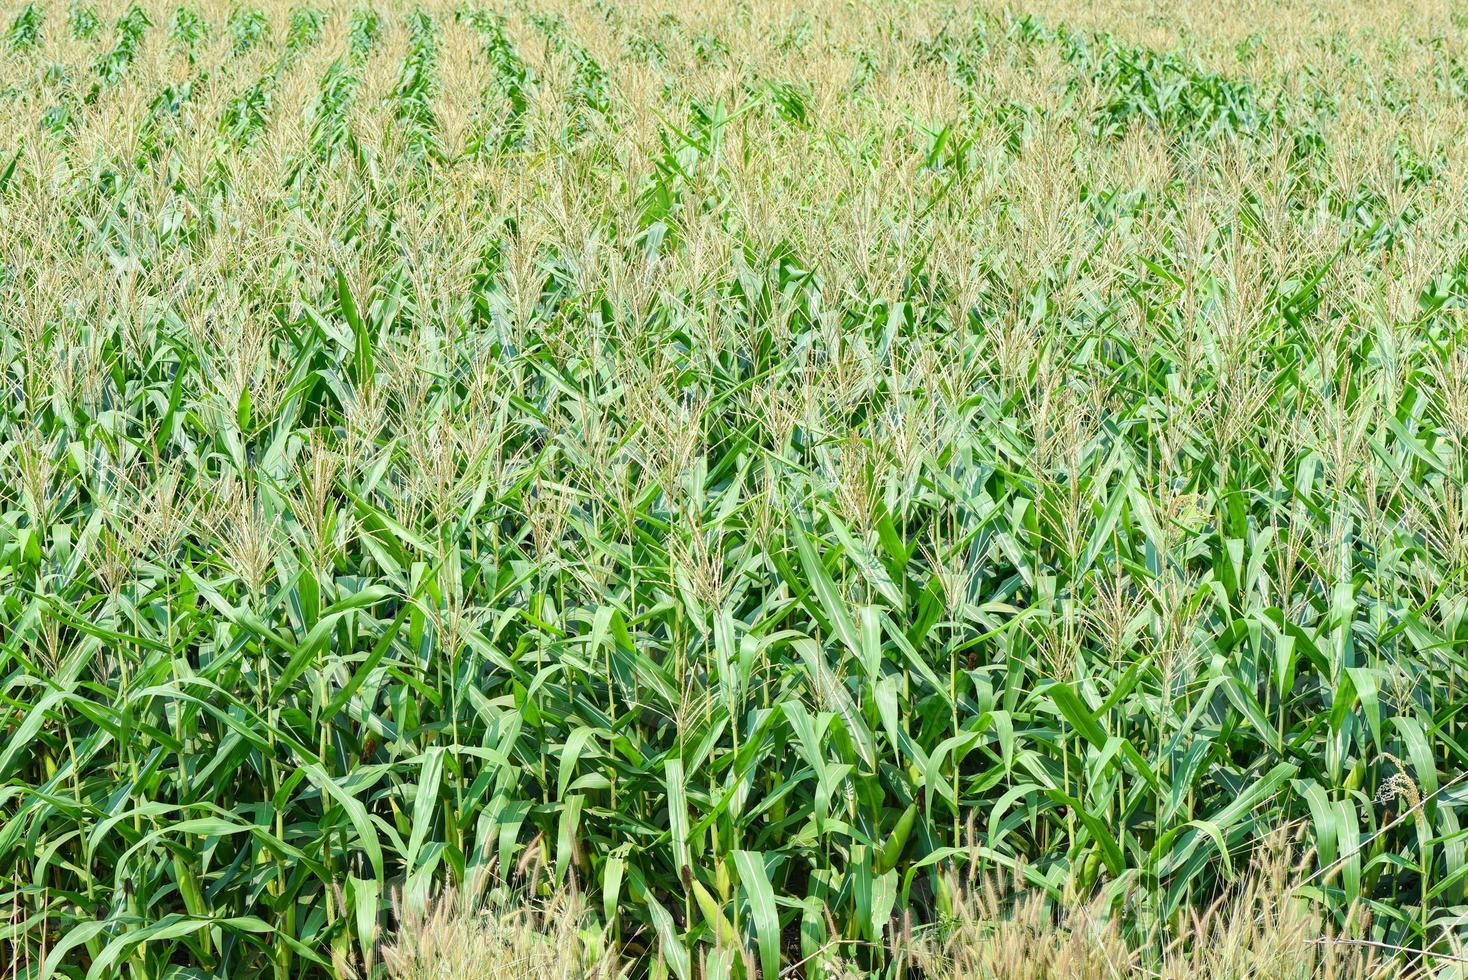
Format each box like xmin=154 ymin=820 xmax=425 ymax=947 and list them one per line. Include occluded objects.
xmin=388 ymin=843 xmax=1417 ymax=980
xmin=914 ymin=841 xmax=1398 ymax=980
xmin=377 ymin=884 xmax=623 ymax=980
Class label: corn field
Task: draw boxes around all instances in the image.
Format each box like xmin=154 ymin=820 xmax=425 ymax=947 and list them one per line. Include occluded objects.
xmin=0 ymin=0 xmax=1466 ymax=975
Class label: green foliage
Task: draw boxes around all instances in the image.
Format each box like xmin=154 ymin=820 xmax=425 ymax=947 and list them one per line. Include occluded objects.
xmin=227 ymin=4 xmax=267 ymax=54
xmin=169 ymin=5 xmax=208 ymax=59
xmin=66 ymin=1 xmax=98 ymax=39
xmin=90 ymin=5 xmax=151 ymax=93
xmin=0 ymin=1 xmax=1465 ymax=977
xmin=392 ymin=9 xmax=440 ymax=162
xmin=283 ymin=4 xmax=325 ymax=59
xmin=457 ymin=6 xmax=533 ymax=152
xmin=7 ymin=3 xmax=44 ymax=50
